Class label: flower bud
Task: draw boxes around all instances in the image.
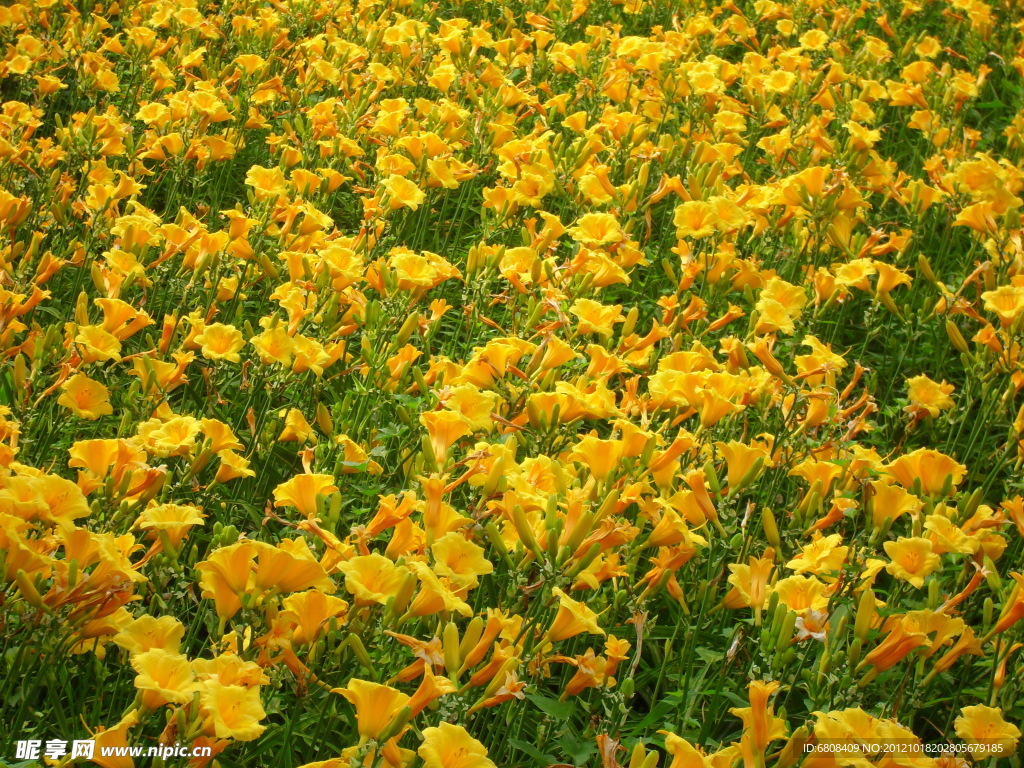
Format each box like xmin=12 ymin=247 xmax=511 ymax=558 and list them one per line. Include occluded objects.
xmin=761 ymin=507 xmax=782 ymax=553
xmin=854 ymin=588 xmax=875 ymax=641
xmin=512 ymin=505 xmax=544 ymax=559
xmin=443 ymin=621 xmax=462 ymax=678
xmin=346 ymin=635 xmax=377 ymax=678
xmin=946 ymin=320 xmax=969 ymax=353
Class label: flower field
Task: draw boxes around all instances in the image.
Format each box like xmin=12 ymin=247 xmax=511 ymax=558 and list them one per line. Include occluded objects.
xmin=3 ymin=0 xmax=1024 ymax=764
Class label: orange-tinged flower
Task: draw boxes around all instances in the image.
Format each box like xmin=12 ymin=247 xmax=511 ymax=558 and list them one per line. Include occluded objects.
xmin=725 ymin=549 xmax=775 ymax=613
xmin=558 ymin=647 xmax=610 ymax=699
xmin=546 ymin=587 xmax=605 ymax=643
xmin=333 ymin=679 xmax=411 ymax=741
xmin=406 ymin=665 xmax=457 ymax=716
xmin=418 ymin=723 xmax=496 ymax=768
xmin=569 ymin=434 xmax=624 ymax=483
xmin=729 ymin=680 xmax=787 ymax=755
xmin=715 ymin=440 xmax=771 ymax=490
xmin=420 ymin=410 xmax=473 ymax=466
xmin=279 ymin=408 xmax=315 ymax=444
xmin=91 ymin=710 xmax=140 ymax=768
xmin=216 ymin=450 xmax=255 ymax=483
xmin=196 ymin=541 xmax=257 ymax=621
xmin=985 ymin=572 xmax=1024 ymax=640
xmin=273 ymin=474 xmax=339 ymax=517
xmin=95 ymin=298 xmax=152 ymax=341
xmin=886 ymin=448 xmax=966 ymax=497
xmin=280 ymin=589 xmax=349 ymax=646
xmin=58 ymin=373 xmax=113 ymax=420
xmin=861 ymin=614 xmax=929 ymax=675
xmin=406 ymin=560 xmax=473 ymax=617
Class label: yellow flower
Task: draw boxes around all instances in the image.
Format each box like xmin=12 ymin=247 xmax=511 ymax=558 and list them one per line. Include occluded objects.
xmin=418 ymin=723 xmax=496 ymax=768
xmin=954 ymin=705 xmax=1021 ymax=758
xmin=135 ymin=502 xmax=205 ymax=550
xmin=570 ymin=298 xmax=624 ymax=337
xmin=567 ymin=212 xmax=625 ymax=246
xmin=406 ymin=560 xmax=473 ymax=617
xmin=715 ymin=440 xmax=771 ymax=491
xmin=884 ymin=536 xmax=937 ymax=593
xmin=130 ymin=649 xmax=198 ymax=708
xmin=985 ymin=572 xmax=1024 ymax=640
xmin=661 ymin=732 xmax=712 ymax=768
xmin=905 ymin=374 xmax=955 ymax=418
xmin=252 ymin=538 xmax=336 ymax=594
xmin=58 ymin=373 xmax=113 ymax=420
xmin=245 ymin=164 xmax=288 ymax=200
xmin=569 ymin=434 xmax=625 ymax=483
xmin=196 ymin=541 xmax=257 ymax=621
xmin=337 ymin=552 xmax=409 ymax=606
xmin=442 ymin=384 xmax=500 ymax=432
xmin=251 ymin=325 xmax=294 ymax=366
xmin=113 ymin=615 xmax=184 ymax=655
xmin=725 ymin=549 xmax=775 ymax=612
xmin=868 ymin=480 xmax=922 ymax=528
xmin=754 ymin=277 xmax=807 ymax=336
xmin=279 ymin=408 xmax=315 ymax=443
xmin=332 ymin=678 xmax=410 ymax=741
xmin=430 ymin=531 xmax=494 ymax=589
xmin=773 ymin=575 xmax=830 ymax=613
xmin=981 ymin=285 xmax=1024 ymax=328
xmin=786 ymin=533 xmax=848 ymax=575
xmin=200 ymin=680 xmax=267 ymax=741
xmin=272 ymin=473 xmax=339 ymax=517
xmin=382 ymin=174 xmax=426 ymax=211
xmin=673 ymin=200 xmax=719 ymax=239
xmin=195 ymin=322 xmax=245 ymax=363
xmin=215 ymin=450 xmax=255 ymax=483
xmin=137 ymin=414 xmax=202 ymax=458
xmin=75 ymin=324 xmax=122 ymax=363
